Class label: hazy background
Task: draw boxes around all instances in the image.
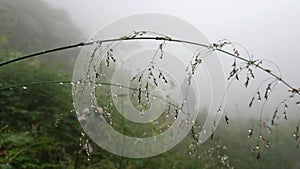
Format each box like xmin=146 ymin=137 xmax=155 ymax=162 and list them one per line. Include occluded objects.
xmin=2 ymin=0 xmax=300 ymax=120
xmin=44 ymin=0 xmax=300 ymax=119
xmin=1 ymin=1 xmax=300 ymax=167
xmin=45 ymin=0 xmax=300 ymax=85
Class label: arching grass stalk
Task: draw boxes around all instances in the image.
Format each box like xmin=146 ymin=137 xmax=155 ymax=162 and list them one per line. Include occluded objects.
xmin=0 ymin=35 xmax=298 ymax=96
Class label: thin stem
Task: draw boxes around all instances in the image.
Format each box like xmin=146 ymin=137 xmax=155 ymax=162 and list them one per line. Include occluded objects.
xmin=0 ymin=42 xmax=85 ymax=67
xmin=0 ymin=36 xmax=298 ymax=96
xmin=216 ymin=48 xmax=294 ymax=92
xmin=0 ymin=80 xmax=184 ymax=114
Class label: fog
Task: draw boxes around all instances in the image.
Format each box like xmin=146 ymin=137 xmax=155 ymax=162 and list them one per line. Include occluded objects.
xmin=45 ymin=0 xmax=300 ymax=83
xmin=2 ymin=1 xmax=300 ymax=167
xmin=1 ymin=0 xmax=299 ymax=119
xmin=42 ymin=0 xmax=300 ymax=119
xmin=45 ymin=0 xmax=300 ymax=84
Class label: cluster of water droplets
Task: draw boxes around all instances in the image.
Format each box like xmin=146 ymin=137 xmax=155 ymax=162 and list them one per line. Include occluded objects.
xmin=79 ymin=132 xmax=92 ymax=162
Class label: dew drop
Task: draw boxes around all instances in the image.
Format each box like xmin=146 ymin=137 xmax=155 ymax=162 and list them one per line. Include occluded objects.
xmin=134 ymin=138 xmax=143 ymax=144
xmin=22 ymin=86 xmax=27 ymax=90
xmin=267 ymin=128 xmax=271 ymax=133
xmin=248 ymin=129 xmax=253 ymax=138
xmin=59 ymin=82 xmax=64 ymax=85
xmin=140 ymin=110 xmax=145 ymax=116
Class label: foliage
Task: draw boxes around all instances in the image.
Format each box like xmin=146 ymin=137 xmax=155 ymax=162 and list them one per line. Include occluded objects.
xmin=0 ymin=0 xmax=81 ymax=71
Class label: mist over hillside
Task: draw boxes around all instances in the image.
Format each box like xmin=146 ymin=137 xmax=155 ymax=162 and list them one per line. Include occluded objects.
xmin=0 ymin=0 xmax=82 ymax=71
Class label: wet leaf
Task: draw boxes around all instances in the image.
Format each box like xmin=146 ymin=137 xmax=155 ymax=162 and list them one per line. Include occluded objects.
xmin=233 ymin=48 xmax=239 ymax=56
xmin=283 ymin=111 xmax=287 ymax=120
xmin=257 ymin=91 xmax=262 ymax=102
xmin=232 ymin=59 xmax=236 ymax=67
xmin=245 ymin=77 xmax=250 ymax=87
xmin=265 ymin=69 xmax=271 ymax=73
xmin=248 ymin=128 xmax=253 ymax=139
xmin=131 ymin=76 xmax=136 ymax=81
xmin=210 ymin=132 xmax=214 ymax=142
xmin=249 ymin=97 xmax=255 ymax=107
xmin=256 ymin=152 xmax=261 ymax=162
xmin=264 ymin=83 xmax=272 ymax=100
xmin=225 ymin=115 xmax=229 ymax=124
